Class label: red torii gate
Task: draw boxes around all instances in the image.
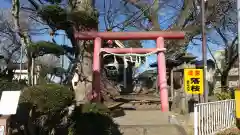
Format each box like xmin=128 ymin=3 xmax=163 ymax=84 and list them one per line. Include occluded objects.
xmin=74 ymin=31 xmax=185 ymax=112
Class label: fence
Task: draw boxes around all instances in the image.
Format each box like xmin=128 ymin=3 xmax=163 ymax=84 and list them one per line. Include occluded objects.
xmin=194 ymin=99 xmax=236 ymax=135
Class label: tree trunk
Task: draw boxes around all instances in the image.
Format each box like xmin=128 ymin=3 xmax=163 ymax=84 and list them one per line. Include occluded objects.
xmin=70 ymin=0 xmax=119 ymax=105
xmin=67 ymin=0 xmax=97 ymax=105
xmin=72 ymin=44 xmax=120 ymax=104
xmin=73 ymin=44 xmax=94 ymax=105
xmin=12 ymin=0 xmax=32 ymax=85
xmin=221 ymin=70 xmax=229 ymax=92
xmin=27 ymin=56 xmax=33 ymax=85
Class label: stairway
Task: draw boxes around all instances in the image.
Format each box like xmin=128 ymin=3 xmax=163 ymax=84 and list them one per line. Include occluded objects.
xmin=113 ymin=110 xmax=188 ymax=135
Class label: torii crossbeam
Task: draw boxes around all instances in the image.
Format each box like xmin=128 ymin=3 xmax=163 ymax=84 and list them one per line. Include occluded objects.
xmin=74 ymin=31 xmax=185 ymax=112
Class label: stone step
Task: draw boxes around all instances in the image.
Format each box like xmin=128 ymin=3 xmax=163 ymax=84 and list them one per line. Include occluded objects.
xmin=114 ymin=110 xmax=187 ymax=135
xmin=119 ymin=124 xmax=187 ymax=135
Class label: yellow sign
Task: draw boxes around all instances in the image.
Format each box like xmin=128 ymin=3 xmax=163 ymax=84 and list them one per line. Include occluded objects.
xmin=235 ymin=89 xmax=240 ymax=118
xmin=184 ymin=69 xmax=203 ymax=95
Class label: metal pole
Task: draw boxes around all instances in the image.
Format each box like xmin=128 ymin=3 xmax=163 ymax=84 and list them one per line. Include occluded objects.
xmin=237 ymin=0 xmax=240 ymax=126
xmin=62 ymin=35 xmax=65 ymax=68
xmin=238 ymin=0 xmax=240 ymax=87
xmin=236 ymin=0 xmax=240 ymax=121
xmin=123 ymin=56 xmax=127 ymax=89
xmin=201 ymin=0 xmax=208 ymax=102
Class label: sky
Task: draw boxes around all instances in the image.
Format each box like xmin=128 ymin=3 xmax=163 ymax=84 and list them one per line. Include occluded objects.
xmin=0 ymin=0 xmax=225 ymax=73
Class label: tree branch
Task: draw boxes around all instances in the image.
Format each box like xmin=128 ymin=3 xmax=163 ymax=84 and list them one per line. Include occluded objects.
xmin=215 ymin=27 xmax=228 ymax=46
xmin=123 ymin=0 xmax=160 ymax=29
xmin=226 ymin=35 xmax=238 ymax=71
xmin=206 ymin=44 xmax=223 ymax=76
xmin=230 ymin=35 xmax=238 ymax=49
xmin=226 ymin=52 xmax=238 ymax=73
xmin=27 ymin=0 xmax=39 ymax=10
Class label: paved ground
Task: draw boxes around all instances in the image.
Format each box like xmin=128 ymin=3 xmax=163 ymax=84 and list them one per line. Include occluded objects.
xmin=113 ymin=110 xmax=190 ymax=135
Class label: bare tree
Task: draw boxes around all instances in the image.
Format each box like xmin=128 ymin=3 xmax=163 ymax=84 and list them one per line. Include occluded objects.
xmin=123 ymin=0 xmax=236 ymax=58
xmin=198 ymin=1 xmax=238 ymax=91
xmin=0 ymin=9 xmax=21 ymax=64
xmin=11 ymin=0 xmax=237 ymax=104
xmin=208 ymin=33 xmax=237 ymax=90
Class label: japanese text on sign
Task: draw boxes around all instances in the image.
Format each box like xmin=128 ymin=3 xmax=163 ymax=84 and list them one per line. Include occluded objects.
xmin=184 ymin=69 xmax=203 ymax=95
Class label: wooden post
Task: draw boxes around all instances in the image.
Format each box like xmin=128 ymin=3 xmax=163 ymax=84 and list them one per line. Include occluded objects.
xmin=170 ymin=68 xmax=174 ymax=99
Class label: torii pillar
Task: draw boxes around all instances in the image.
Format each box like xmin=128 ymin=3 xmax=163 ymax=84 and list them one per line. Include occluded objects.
xmin=74 ymin=31 xmax=185 ymax=112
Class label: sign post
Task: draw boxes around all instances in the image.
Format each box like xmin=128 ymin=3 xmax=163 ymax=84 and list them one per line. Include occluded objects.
xmin=184 ymin=69 xmax=204 ymax=95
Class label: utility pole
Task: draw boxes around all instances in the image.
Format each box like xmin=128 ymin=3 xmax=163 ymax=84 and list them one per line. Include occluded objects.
xmin=238 ymin=0 xmax=240 ymax=86
xmin=201 ymin=0 xmax=208 ymax=102
xmin=236 ymin=0 xmax=240 ymax=128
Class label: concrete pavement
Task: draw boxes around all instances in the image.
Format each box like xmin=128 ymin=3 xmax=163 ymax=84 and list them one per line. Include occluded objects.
xmin=114 ymin=110 xmax=189 ymax=135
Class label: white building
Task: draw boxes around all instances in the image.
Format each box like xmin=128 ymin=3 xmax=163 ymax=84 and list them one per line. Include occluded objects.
xmin=12 ymin=69 xmax=29 ymax=80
